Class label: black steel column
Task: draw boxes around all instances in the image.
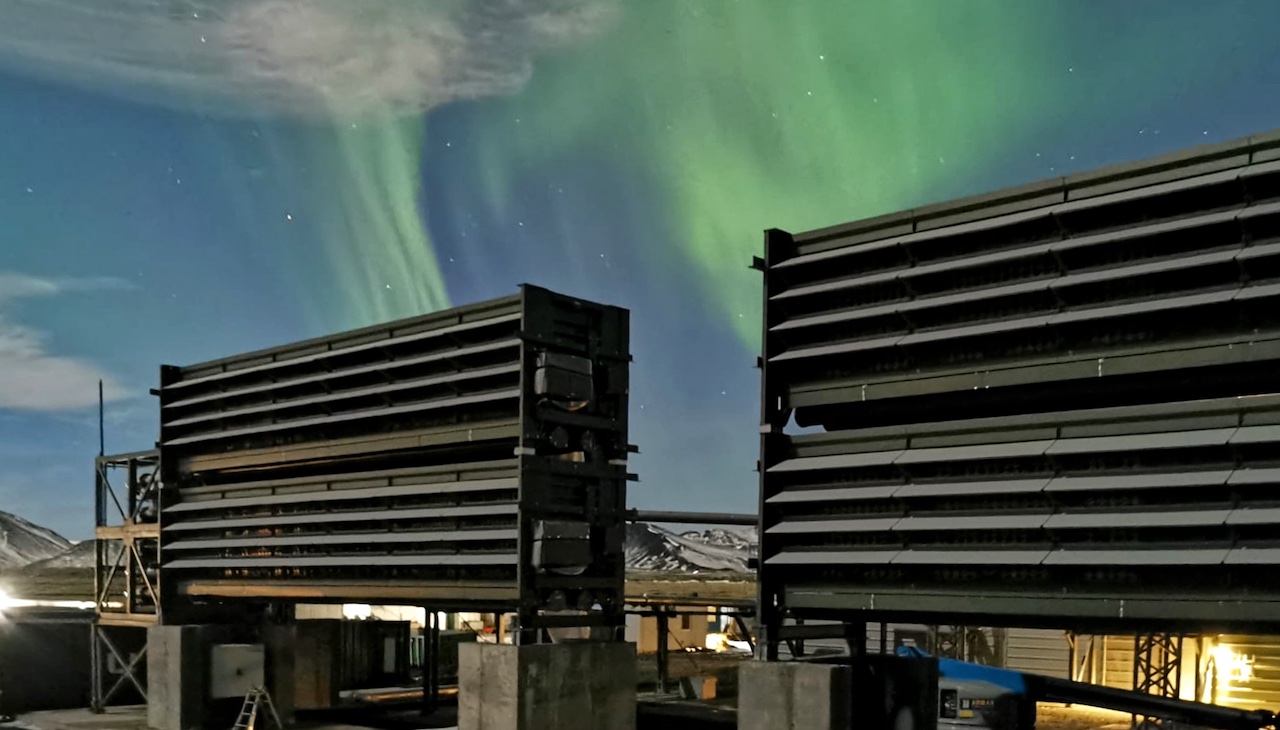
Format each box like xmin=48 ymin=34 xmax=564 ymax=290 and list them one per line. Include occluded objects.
xmin=422 ymin=609 xmax=441 ymax=717
xmin=755 ymin=228 xmax=795 ymax=662
xmin=656 ymin=609 xmax=670 ymax=694
xmin=1132 ymin=633 xmax=1184 ymax=729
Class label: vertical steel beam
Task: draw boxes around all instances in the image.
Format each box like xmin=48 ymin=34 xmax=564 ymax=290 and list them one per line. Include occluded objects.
xmin=421 ymin=609 xmax=441 ymax=717
xmin=656 ymin=609 xmax=670 ymax=694
xmin=1132 ymin=633 xmax=1184 ymax=729
xmin=90 ymin=623 xmax=102 ymax=713
xmin=755 ymin=228 xmax=796 ymax=662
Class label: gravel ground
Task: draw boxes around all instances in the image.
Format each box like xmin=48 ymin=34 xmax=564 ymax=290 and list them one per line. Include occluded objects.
xmin=1038 ymin=704 xmax=1148 ymax=730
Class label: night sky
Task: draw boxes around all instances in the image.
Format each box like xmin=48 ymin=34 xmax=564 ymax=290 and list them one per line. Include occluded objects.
xmin=1 ymin=1 xmax=1278 ymax=539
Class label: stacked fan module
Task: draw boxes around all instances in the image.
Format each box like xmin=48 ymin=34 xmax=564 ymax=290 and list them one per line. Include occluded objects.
xmin=757 ymin=132 xmax=1280 ymax=635
xmin=155 ymin=285 xmax=631 ymax=635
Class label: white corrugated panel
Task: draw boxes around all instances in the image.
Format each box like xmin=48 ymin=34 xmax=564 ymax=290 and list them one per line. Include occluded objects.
xmin=1004 ymin=628 xmax=1070 ymax=679
xmin=1100 ymin=636 xmax=1135 ymax=691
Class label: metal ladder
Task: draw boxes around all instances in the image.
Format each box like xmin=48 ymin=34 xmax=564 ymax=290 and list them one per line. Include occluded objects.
xmin=232 ymin=686 xmax=283 ymax=730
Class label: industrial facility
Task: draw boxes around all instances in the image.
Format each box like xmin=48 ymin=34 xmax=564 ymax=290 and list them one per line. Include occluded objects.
xmin=6 ymin=131 xmax=1280 ymax=730
xmin=746 ymin=128 xmax=1280 ymax=729
xmin=88 ymin=285 xmax=640 ymax=729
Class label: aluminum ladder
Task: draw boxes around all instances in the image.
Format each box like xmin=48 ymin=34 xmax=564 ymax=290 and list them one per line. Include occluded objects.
xmin=232 ymin=686 xmax=283 ymax=730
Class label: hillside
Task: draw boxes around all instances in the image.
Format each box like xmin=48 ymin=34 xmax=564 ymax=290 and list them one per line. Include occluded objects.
xmin=0 ymin=511 xmax=71 ymax=569
xmin=4 ymin=513 xmax=754 ymax=587
xmin=21 ymin=538 xmax=115 ymax=573
xmin=625 ymin=522 xmax=755 ymax=574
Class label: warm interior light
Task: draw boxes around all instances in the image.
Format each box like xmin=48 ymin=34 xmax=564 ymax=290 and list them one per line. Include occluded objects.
xmin=342 ymin=603 xmax=372 ymax=620
xmin=1212 ymin=644 xmax=1255 ymax=683
xmin=705 ymin=633 xmax=729 ymax=652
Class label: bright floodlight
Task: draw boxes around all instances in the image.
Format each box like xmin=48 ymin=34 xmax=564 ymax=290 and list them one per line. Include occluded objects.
xmin=342 ymin=603 xmax=372 ymax=620
xmin=1212 ymin=644 xmax=1255 ymax=683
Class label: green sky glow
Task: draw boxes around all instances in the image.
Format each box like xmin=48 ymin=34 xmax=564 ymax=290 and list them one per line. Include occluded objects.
xmin=447 ymin=2 xmax=1065 ymax=344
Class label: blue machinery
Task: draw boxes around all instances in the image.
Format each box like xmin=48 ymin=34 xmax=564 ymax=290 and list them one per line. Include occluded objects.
xmin=894 ymin=647 xmax=1277 ymax=730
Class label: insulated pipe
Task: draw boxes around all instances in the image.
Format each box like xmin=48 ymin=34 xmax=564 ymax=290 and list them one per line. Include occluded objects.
xmin=626 ymin=509 xmax=757 ymax=526
xmin=1023 ymin=674 xmax=1276 ymax=730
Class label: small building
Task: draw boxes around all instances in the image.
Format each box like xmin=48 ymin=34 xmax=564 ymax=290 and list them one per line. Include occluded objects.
xmin=626 ymin=607 xmax=713 ymax=654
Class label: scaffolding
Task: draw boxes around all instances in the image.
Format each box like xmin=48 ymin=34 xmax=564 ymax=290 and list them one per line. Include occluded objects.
xmin=91 ymin=450 xmax=160 ymax=712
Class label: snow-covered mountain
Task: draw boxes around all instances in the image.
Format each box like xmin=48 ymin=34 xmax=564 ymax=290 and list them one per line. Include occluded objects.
xmin=625 ymin=522 xmax=756 ymax=574
xmin=5 ymin=513 xmax=754 ymax=577
xmin=0 ymin=511 xmax=71 ymax=570
xmin=22 ymin=538 xmax=117 ymax=572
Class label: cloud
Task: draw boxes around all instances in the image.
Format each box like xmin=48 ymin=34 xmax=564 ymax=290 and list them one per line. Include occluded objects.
xmin=0 ymin=0 xmax=620 ymax=119
xmin=0 ymin=273 xmax=130 ymax=412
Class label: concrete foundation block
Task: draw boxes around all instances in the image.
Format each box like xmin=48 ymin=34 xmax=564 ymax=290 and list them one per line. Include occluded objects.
xmin=458 ymin=641 xmax=637 ymax=730
xmin=738 ymin=661 xmax=852 ymax=730
xmin=146 ymin=625 xmax=231 ymax=730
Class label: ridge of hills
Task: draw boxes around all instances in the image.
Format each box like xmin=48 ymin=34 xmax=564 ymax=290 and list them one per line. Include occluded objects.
xmin=0 ymin=513 xmax=757 ymax=576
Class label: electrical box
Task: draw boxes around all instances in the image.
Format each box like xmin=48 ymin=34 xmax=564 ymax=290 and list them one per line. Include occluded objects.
xmin=208 ymin=643 xmax=265 ymax=700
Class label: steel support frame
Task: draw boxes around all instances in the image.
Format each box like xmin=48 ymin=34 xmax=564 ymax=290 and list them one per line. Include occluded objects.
xmin=756 ymin=229 xmax=878 ymax=661
xmin=1131 ymin=633 xmax=1184 ymax=729
xmin=90 ymin=622 xmax=148 ymax=712
xmin=756 ymin=229 xmax=799 ymax=662
xmin=510 ymin=289 xmax=632 ymax=645
xmin=420 ymin=609 xmax=442 ymax=717
xmin=94 ymin=451 xmax=161 ymax=622
xmin=1068 ymin=632 xmax=1102 ymax=685
xmin=92 ymin=451 xmax=159 ymax=714
xmin=624 ymin=604 xmax=754 ymax=693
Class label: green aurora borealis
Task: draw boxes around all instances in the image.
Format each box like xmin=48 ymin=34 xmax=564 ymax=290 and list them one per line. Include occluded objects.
xmin=3 ymin=0 xmax=1279 ymax=533
xmin=294 ymin=2 xmax=1061 ymax=340
xmin=294 ymin=1 xmax=1268 ymax=345
xmin=462 ymin=3 xmax=1058 ymax=345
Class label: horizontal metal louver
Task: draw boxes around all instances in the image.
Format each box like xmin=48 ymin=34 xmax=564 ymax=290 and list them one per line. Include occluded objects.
xmin=758 ymin=130 xmax=1280 ymax=637
xmin=156 ymin=285 xmax=632 ymax=633
xmin=764 ymin=139 xmax=1280 ymax=423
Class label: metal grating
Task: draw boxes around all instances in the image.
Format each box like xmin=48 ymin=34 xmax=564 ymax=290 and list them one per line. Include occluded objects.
xmin=156 ymin=285 xmax=632 ymax=637
xmin=757 ymin=130 xmax=1280 ymax=655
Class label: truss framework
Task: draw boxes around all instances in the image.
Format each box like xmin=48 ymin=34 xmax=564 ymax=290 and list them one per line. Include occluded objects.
xmin=92 ymin=451 xmax=160 ymax=713
xmin=90 ymin=623 xmax=148 ymax=712
xmin=1132 ymin=633 xmax=1184 ymax=729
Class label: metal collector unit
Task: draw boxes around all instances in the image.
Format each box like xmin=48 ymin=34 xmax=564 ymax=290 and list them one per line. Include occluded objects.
xmin=155 ymin=285 xmax=632 ymax=639
xmin=756 ymin=130 xmax=1280 ymax=657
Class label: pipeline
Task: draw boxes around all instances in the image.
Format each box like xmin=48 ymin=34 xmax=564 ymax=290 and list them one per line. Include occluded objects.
xmin=626 ymin=510 xmax=757 ymax=526
xmin=901 ymin=648 xmax=1278 ymax=730
xmin=1024 ymin=674 xmax=1275 ymax=730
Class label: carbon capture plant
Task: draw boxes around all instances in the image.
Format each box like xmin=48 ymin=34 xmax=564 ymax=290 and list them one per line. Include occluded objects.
xmin=80 ymin=130 xmax=1280 ymax=730
xmin=745 ymin=130 xmax=1280 ymax=729
xmin=93 ymin=285 xmax=637 ymax=730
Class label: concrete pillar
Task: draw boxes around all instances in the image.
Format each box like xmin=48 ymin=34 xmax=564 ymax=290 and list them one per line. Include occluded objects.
xmin=146 ymin=625 xmax=226 ymax=730
xmin=738 ymin=661 xmax=853 ymax=730
xmin=261 ymin=624 xmax=298 ymax=725
xmin=458 ymin=641 xmax=637 ymax=730
xmin=261 ymin=620 xmax=345 ymax=716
